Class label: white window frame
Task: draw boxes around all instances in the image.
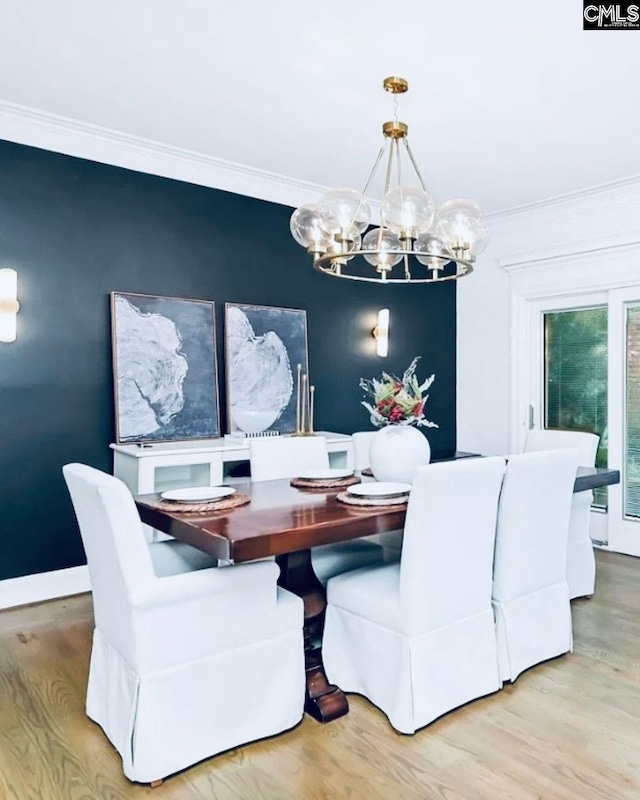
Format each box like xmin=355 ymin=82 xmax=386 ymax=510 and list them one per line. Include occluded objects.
xmin=607 ymin=288 xmax=640 ymax=554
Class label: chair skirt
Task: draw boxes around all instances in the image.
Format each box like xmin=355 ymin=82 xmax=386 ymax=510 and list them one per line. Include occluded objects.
xmin=87 ymin=620 xmax=304 ymax=783
xmin=493 ymin=581 xmax=573 ymax=683
xmin=567 ymin=538 xmax=596 ymax=599
xmin=323 ymin=606 xmax=501 ymax=734
xmin=567 ymin=495 xmax=596 ymax=599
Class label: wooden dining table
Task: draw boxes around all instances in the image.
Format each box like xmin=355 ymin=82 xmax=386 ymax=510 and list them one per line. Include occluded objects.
xmin=135 ymin=460 xmax=620 ymax=725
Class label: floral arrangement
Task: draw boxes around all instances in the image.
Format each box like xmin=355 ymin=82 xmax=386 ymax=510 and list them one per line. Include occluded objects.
xmin=360 ymin=357 xmax=439 ymax=429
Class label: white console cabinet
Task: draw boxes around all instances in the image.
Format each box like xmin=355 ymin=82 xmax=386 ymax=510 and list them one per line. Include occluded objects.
xmin=110 ymin=431 xmax=354 ymax=495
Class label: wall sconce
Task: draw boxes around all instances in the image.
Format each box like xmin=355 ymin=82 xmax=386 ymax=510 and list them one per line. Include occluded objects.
xmin=373 ymin=308 xmax=390 ymax=357
xmin=0 ymin=269 xmax=19 ymax=343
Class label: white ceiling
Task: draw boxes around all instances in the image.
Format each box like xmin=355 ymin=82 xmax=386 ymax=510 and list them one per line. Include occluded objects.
xmin=0 ymin=0 xmax=638 ymax=213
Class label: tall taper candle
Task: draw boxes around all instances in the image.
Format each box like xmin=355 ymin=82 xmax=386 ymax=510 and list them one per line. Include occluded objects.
xmin=309 ymin=385 xmax=315 ymax=434
xmin=301 ymin=373 xmax=308 ymax=433
xmin=295 ymin=363 xmax=302 ymax=435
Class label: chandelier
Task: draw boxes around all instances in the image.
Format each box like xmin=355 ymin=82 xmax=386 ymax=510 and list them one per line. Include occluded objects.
xmin=290 ymin=77 xmax=489 ymax=284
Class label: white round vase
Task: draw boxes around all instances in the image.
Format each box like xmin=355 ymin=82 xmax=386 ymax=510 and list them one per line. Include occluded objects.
xmin=369 ymin=425 xmax=431 ymax=484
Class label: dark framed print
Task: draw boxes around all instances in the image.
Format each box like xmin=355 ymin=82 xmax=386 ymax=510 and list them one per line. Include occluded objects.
xmin=224 ymin=303 xmax=309 ymax=435
xmin=111 ymin=292 xmax=220 ymax=443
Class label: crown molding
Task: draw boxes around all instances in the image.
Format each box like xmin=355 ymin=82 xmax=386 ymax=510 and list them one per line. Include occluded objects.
xmin=503 ymin=239 xmax=640 ymax=290
xmin=0 ymin=99 xmax=635 ymax=237
xmin=488 ymin=172 xmax=640 ymax=226
xmin=0 ymin=99 xmax=328 ymax=209
xmin=488 ymin=172 xmax=640 ymax=270
xmin=498 ymin=232 xmax=640 ymax=272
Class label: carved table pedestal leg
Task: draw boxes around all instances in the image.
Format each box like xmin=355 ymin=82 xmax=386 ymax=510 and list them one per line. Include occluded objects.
xmin=277 ymin=549 xmax=349 ymax=723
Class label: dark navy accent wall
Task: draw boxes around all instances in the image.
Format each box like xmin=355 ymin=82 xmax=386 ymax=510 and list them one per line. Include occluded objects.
xmin=0 ymin=139 xmax=456 ymax=581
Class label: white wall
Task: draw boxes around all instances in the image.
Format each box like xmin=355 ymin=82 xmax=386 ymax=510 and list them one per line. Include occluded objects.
xmin=456 ymin=250 xmax=510 ymax=455
xmin=457 ymin=175 xmax=640 ymax=456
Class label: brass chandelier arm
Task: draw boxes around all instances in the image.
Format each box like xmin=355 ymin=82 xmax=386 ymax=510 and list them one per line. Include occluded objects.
xmin=359 ymin=142 xmax=387 ymax=204
xmin=346 ymin=141 xmax=387 ymax=238
xmin=395 ymin=138 xmax=403 ymax=186
xmin=403 ymin=138 xmax=429 ymax=193
xmin=383 ymin=136 xmax=395 ymax=198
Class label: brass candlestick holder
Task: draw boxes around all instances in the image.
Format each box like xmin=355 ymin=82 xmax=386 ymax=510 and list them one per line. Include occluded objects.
xmin=294 ymin=363 xmax=316 ymax=436
xmin=295 ymin=363 xmax=303 ymax=435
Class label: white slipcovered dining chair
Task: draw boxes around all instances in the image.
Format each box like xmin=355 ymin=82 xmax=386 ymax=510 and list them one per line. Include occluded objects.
xmin=351 ymin=430 xmax=403 ymax=559
xmin=523 ymin=429 xmax=600 ymax=599
xmin=249 ymin=437 xmax=384 ymax=584
xmin=323 ymin=457 xmax=506 ymax=734
xmin=492 ymin=450 xmax=577 ymax=683
xmin=63 ymin=463 xmax=304 ymax=785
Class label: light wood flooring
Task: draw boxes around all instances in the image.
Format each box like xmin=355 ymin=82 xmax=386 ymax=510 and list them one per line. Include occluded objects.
xmin=1 ymin=551 xmax=640 ymax=799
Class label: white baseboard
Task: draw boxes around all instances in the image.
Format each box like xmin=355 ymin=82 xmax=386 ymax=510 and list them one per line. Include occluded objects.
xmin=0 ymin=565 xmax=91 ymax=611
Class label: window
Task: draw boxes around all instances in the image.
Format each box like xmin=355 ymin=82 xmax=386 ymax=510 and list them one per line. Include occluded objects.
xmin=544 ymin=307 xmax=608 ymax=508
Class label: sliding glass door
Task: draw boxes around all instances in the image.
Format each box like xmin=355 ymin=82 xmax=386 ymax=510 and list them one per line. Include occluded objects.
xmin=543 ymin=306 xmax=608 ymax=509
xmin=529 ymin=288 xmax=640 ymax=555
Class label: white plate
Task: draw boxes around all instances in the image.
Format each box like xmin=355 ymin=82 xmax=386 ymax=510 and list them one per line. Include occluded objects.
xmin=296 ymin=469 xmax=354 ymax=481
xmin=161 ymin=486 xmax=236 ymax=503
xmin=347 ymin=482 xmax=412 ymax=498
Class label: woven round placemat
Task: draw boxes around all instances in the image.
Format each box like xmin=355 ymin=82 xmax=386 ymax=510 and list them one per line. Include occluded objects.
xmin=335 ymin=491 xmax=408 ymax=508
xmin=290 ymin=475 xmax=361 ymax=490
xmin=149 ymin=493 xmax=251 ymax=513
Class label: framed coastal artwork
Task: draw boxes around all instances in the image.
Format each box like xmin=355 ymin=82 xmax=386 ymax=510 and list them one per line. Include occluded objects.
xmin=111 ymin=292 xmax=220 ymax=443
xmin=224 ymin=303 xmax=309 ymax=435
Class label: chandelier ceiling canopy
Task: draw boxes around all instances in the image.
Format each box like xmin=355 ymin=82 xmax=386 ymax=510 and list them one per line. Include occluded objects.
xmin=290 ymin=77 xmax=489 ymax=284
